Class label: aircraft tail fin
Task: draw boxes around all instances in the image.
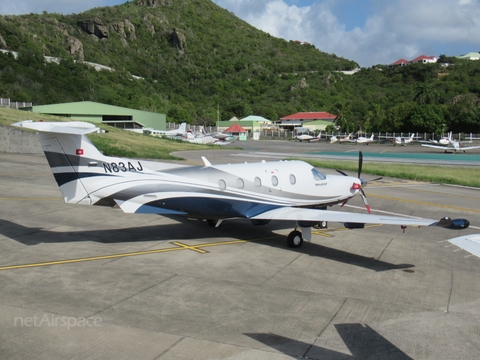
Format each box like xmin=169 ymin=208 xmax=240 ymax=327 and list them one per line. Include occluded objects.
xmin=12 ymin=121 xmax=108 ymax=205
xmin=177 ymin=122 xmax=187 ymax=135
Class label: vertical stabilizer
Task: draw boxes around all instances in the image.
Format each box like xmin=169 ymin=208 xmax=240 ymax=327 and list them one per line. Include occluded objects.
xmin=13 ymin=121 xmax=104 ymax=205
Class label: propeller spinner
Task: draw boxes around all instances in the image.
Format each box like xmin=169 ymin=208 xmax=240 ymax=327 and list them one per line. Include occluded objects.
xmin=337 ymin=151 xmax=382 ymax=213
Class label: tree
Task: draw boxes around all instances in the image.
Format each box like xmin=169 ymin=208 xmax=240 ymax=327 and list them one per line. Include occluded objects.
xmin=414 ymin=81 xmax=438 ymax=105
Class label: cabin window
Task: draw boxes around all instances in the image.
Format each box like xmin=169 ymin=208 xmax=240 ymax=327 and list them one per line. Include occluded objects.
xmin=254 ymin=177 xmax=262 ymax=187
xmin=218 ymin=179 xmax=226 ymax=191
xmin=289 ymin=174 xmax=296 ymax=185
xmin=311 ymin=168 xmax=326 ymax=181
xmin=237 ymin=178 xmax=245 ymax=189
xmin=271 ymin=176 xmax=279 ymax=186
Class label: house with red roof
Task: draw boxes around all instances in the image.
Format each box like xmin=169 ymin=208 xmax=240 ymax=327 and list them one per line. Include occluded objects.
xmin=278 ymin=111 xmax=337 ymax=131
xmin=388 ymin=55 xmax=437 ymax=68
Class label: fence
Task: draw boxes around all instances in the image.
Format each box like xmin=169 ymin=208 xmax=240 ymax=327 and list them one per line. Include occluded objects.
xmin=0 ymin=98 xmax=32 ymax=109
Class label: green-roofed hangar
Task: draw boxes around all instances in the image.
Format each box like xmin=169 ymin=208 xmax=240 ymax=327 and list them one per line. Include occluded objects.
xmin=27 ymin=101 xmax=166 ymax=130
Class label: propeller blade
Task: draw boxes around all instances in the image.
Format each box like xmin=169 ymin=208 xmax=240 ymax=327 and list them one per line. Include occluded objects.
xmin=371 ymin=177 xmax=383 ymax=182
xmin=336 ymin=170 xmax=348 ymax=176
xmin=358 ymin=151 xmax=363 ymax=179
xmin=359 ymin=189 xmax=371 ymax=213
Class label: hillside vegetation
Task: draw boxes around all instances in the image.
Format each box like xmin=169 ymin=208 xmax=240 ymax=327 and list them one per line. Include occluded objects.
xmin=0 ymin=0 xmax=480 ymax=133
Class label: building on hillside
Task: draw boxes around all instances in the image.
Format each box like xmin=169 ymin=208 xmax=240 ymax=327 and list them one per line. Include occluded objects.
xmin=278 ymin=112 xmax=337 ymax=131
xmin=388 ymin=55 xmax=437 ymax=68
xmin=457 ymin=52 xmax=480 ymax=60
xmin=26 ymin=101 xmax=166 ymax=130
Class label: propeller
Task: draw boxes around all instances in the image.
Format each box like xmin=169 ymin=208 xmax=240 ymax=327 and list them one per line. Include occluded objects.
xmin=336 ymin=151 xmax=382 ymax=213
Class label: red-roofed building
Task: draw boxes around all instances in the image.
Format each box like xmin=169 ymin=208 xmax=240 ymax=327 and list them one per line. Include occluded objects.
xmin=278 ymin=112 xmax=337 ymax=131
xmin=224 ymin=123 xmax=248 ymax=140
xmin=388 ymin=55 xmax=437 ymax=68
xmin=410 ymin=55 xmax=437 ymax=64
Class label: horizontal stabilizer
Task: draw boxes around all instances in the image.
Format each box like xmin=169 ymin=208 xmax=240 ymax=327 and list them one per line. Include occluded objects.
xmin=12 ymin=120 xmax=99 ymax=135
xmin=447 ymin=234 xmax=480 ymax=258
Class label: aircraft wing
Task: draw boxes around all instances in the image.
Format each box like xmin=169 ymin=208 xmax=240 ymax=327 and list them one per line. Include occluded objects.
xmin=421 ymin=144 xmax=450 ymax=150
xmin=446 ymin=234 xmax=480 ymax=258
xmin=458 ymin=145 xmax=480 ymax=151
xmin=251 ymin=207 xmax=465 ymax=229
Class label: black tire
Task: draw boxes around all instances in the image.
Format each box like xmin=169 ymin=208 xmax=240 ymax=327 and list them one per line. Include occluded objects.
xmin=206 ymin=219 xmax=216 ymax=227
xmin=318 ymin=221 xmax=328 ymax=229
xmin=287 ymin=230 xmax=303 ymax=248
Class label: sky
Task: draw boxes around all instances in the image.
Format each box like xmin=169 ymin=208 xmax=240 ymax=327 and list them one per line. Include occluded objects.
xmin=1 ymin=0 xmax=480 ymax=67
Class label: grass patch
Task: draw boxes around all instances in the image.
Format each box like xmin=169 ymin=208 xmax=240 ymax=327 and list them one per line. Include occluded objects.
xmin=302 ymin=159 xmax=480 ymax=188
xmin=1 ymin=107 xmax=230 ymax=161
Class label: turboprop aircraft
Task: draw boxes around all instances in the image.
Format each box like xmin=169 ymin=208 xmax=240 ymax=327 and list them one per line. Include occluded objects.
xmin=12 ymin=120 xmax=470 ymax=248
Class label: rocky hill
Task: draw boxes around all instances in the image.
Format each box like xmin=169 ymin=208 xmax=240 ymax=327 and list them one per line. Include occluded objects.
xmin=0 ymin=0 xmax=358 ymax=123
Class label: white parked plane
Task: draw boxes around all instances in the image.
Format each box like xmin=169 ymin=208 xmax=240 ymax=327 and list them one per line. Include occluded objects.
xmin=330 ymin=133 xmax=353 ymax=143
xmin=355 ymin=133 xmax=375 ymax=145
xmin=393 ymin=133 xmax=416 ymax=146
xmin=421 ymin=133 xmax=480 ymax=153
xmin=419 ymin=132 xmax=452 ymax=146
xmin=147 ymin=122 xmax=187 ymax=137
xmin=296 ymin=133 xmax=321 ymax=142
xmin=12 ymin=120 xmax=470 ymax=248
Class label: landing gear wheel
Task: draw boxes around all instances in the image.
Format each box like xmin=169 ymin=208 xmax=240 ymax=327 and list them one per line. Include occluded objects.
xmin=287 ymin=230 xmax=303 ymax=248
xmin=314 ymin=221 xmax=328 ymax=229
xmin=206 ymin=219 xmax=216 ymax=227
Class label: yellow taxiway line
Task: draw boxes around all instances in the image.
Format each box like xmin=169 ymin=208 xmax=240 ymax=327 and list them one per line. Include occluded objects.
xmin=0 ymin=237 xmax=282 ymax=271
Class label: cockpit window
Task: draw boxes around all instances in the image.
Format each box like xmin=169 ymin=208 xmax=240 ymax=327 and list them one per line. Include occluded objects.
xmin=311 ymin=168 xmax=326 ymax=181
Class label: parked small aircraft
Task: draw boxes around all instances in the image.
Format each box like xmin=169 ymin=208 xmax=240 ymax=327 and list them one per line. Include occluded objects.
xmin=330 ymin=133 xmax=353 ymax=143
xmin=12 ymin=120 xmax=470 ymax=248
xmin=148 ymin=122 xmax=187 ymax=137
xmin=295 ymin=133 xmax=321 ymax=142
xmin=355 ymin=134 xmax=375 ymax=145
xmin=393 ymin=133 xmax=416 ymax=146
xmin=182 ymin=130 xmax=231 ymax=145
xmin=421 ymin=132 xmax=480 ymax=153
xmin=419 ymin=132 xmax=452 ymax=146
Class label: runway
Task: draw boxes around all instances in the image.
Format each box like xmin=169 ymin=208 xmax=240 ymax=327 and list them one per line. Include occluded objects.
xmin=1 ymin=143 xmax=480 ymax=359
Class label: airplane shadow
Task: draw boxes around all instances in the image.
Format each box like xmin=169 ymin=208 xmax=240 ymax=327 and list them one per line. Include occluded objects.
xmin=245 ymin=323 xmax=413 ymax=359
xmin=0 ymin=218 xmax=413 ymax=271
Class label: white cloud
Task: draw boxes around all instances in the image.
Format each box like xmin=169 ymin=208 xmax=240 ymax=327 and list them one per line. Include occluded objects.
xmin=214 ymin=0 xmax=480 ymax=66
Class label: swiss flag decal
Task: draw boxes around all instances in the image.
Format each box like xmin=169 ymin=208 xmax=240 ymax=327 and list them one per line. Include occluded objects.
xmin=76 ymin=149 xmax=84 ymax=156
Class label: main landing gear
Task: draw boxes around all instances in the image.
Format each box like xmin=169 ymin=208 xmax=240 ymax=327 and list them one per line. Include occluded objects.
xmin=287 ymin=221 xmax=327 ymax=248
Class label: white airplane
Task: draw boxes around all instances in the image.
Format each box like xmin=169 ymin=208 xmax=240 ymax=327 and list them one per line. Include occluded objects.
xmin=421 ymin=133 xmax=480 ymax=153
xmin=419 ymin=132 xmax=452 ymax=146
xmin=355 ymin=133 xmax=375 ymax=145
xmin=393 ymin=133 xmax=416 ymax=146
xmin=12 ymin=120 xmax=470 ymax=248
xmin=199 ymin=126 xmax=236 ymax=143
xmin=182 ymin=130 xmax=230 ymax=145
xmin=330 ymin=133 xmax=354 ymax=143
xmin=295 ymin=133 xmax=321 ymax=142
xmin=148 ymin=122 xmax=187 ymax=137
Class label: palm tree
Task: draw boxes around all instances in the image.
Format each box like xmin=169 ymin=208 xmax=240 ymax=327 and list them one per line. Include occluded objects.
xmin=414 ymin=82 xmax=438 ymax=105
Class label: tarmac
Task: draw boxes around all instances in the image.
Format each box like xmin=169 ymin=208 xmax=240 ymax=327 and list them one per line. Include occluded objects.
xmin=1 ymin=139 xmax=480 ymax=359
